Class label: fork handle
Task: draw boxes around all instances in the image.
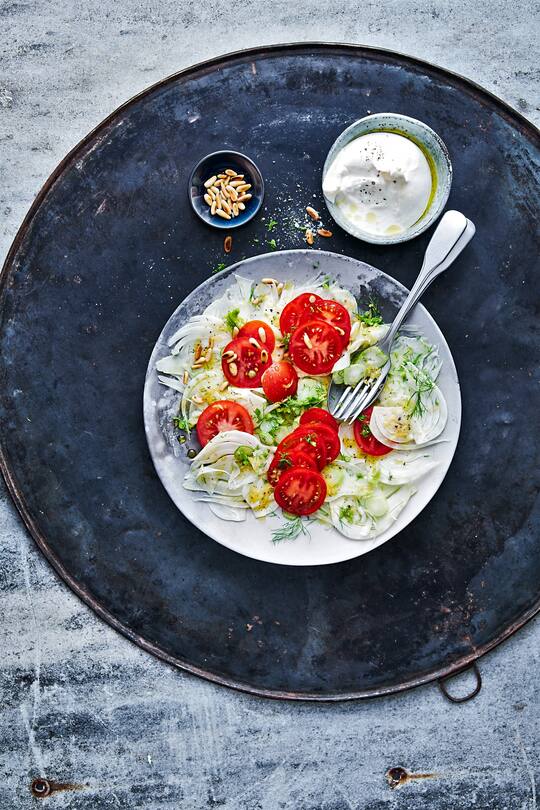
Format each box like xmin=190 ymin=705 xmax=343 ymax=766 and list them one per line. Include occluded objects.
xmin=383 ymin=211 xmax=475 ymax=349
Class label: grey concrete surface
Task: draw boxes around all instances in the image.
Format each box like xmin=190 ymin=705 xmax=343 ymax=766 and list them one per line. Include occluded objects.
xmin=1 ymin=2 xmax=539 ymax=808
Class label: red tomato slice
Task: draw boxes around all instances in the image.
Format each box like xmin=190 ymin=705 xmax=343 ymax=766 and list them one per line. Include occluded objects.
xmin=299 ymin=407 xmax=339 ymax=432
xmin=221 ymin=336 xmax=272 ymax=387
xmin=353 ymin=406 xmax=393 ymax=456
xmin=276 ymin=426 xmax=327 ymax=470
xmin=196 ymin=400 xmax=254 ymax=447
xmin=261 ymin=361 xmax=298 ymax=402
xmin=274 ymin=468 xmax=327 ymax=516
xmin=267 ymin=448 xmax=317 ymax=487
xmin=313 ymin=299 xmax=351 ymax=346
xmin=279 ymin=292 xmax=323 ymax=336
xmin=302 ymin=421 xmax=341 ymax=463
xmin=237 ymin=320 xmax=276 ymax=353
xmin=289 ymin=319 xmax=344 ymax=375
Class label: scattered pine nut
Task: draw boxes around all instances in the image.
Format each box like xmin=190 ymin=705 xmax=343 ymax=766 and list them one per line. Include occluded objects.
xmin=194 ymin=343 xmax=202 ymax=361
xmin=228 ymin=362 xmax=238 ymax=376
xmin=303 ymin=332 xmax=313 ymax=349
xmin=232 ymin=326 xmax=239 ymax=337
xmin=262 ymin=277 xmax=278 ymax=285
xmin=224 ymin=235 xmax=233 ymax=253
xmin=247 ymin=369 xmax=257 ymax=379
xmin=183 ymin=370 xmax=189 ymax=384
xmin=306 ymin=206 xmax=320 ymax=220
xmin=305 ymin=229 xmax=314 ymax=245
xmin=317 ymin=228 xmax=333 ymax=237
xmin=258 ymin=327 xmax=267 ymax=343
xmin=219 ymin=380 xmax=229 ymax=391
xmin=248 ymin=337 xmax=261 ymax=349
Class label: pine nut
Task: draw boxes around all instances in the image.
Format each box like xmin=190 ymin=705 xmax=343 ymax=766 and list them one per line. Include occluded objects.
xmin=221 ymin=200 xmax=232 ymax=215
xmin=303 ymin=332 xmax=313 ymax=349
xmin=260 ymin=349 xmax=269 ymax=363
xmin=224 ymin=235 xmax=232 ymax=253
xmin=219 ymin=380 xmax=229 ymax=391
xmin=249 ymin=337 xmax=261 ymax=349
xmin=306 ymin=206 xmax=320 ymax=220
xmin=211 ymin=200 xmax=217 ymax=215
xmin=262 ymin=277 xmax=278 ymax=285
xmin=237 ymin=202 xmax=245 ymax=211
xmin=228 ymin=362 xmax=238 ymax=376
xmin=216 ymin=209 xmax=231 ymax=220
xmin=232 ymin=326 xmax=239 ymax=337
xmin=236 ymin=183 xmax=252 ymax=193
xmin=247 ymin=369 xmax=257 ymax=378
xmin=204 ymin=175 xmax=217 ymax=188
xmin=183 ymin=370 xmax=189 ymax=384
xmin=305 ymin=229 xmax=314 ymax=245
xmin=258 ymin=327 xmax=267 ymax=343
xmin=204 ymin=193 xmax=212 ymax=206
xmin=236 ymin=194 xmax=252 ymax=203
xmin=225 ymin=168 xmax=237 ymax=176
xmin=222 ymin=350 xmax=237 ymax=360
xmin=194 ymin=343 xmax=202 ymax=361
xmin=317 ymin=228 xmax=333 ymax=237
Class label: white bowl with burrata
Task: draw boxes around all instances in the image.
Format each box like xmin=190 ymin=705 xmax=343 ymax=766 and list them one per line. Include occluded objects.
xmin=322 ymin=113 xmax=452 ymax=244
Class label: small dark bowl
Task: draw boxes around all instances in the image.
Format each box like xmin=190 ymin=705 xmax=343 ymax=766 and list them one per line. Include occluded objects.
xmin=188 ymin=150 xmax=264 ymax=229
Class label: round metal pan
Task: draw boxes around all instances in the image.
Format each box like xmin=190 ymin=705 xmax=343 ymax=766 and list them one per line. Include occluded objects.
xmin=1 ymin=44 xmax=539 ymax=700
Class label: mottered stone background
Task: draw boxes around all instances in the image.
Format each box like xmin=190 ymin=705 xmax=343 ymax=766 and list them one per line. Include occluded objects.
xmin=1 ymin=2 xmax=539 ymax=808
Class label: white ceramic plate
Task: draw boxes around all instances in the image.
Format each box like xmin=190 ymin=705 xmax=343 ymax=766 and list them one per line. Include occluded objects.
xmin=143 ymin=250 xmax=461 ymax=566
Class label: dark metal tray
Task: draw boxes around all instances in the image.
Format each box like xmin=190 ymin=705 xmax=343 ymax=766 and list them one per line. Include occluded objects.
xmin=1 ymin=44 xmax=539 ymax=700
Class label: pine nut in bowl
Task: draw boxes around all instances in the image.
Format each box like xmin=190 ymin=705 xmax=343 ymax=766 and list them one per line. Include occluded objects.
xmin=189 ymin=150 xmax=264 ymax=229
xmin=322 ymin=113 xmax=452 ymax=245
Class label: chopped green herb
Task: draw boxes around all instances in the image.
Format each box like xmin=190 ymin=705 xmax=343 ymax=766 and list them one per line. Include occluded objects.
xmin=234 ymin=445 xmax=255 ymax=465
xmin=361 ymin=423 xmax=371 ymax=438
xmin=339 ymin=504 xmax=355 ymax=524
xmin=212 ymin=262 xmax=226 ymax=274
xmin=278 ymin=453 xmax=293 ymax=470
xmin=173 ymin=415 xmax=189 ymax=431
xmin=266 ymin=218 xmax=278 ymax=232
xmin=358 ymin=299 xmax=383 ymax=326
xmin=267 ymin=238 xmax=277 ymax=250
xmin=272 ymin=515 xmax=309 ymax=544
xmin=281 ymin=333 xmax=291 ymax=352
xmin=321 ymin=275 xmax=332 ymax=289
xmin=225 ymin=307 xmax=242 ymax=333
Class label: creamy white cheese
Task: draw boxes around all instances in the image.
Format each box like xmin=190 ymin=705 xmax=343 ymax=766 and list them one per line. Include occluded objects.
xmin=323 ymin=131 xmax=432 ymax=236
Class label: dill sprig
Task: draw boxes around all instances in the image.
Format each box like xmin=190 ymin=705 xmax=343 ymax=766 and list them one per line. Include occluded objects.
xmin=408 ymin=368 xmax=436 ymax=417
xmin=271 ymin=515 xmax=310 ymax=544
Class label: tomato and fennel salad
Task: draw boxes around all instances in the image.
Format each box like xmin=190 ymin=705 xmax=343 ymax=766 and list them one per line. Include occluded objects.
xmin=156 ymin=274 xmax=448 ymax=542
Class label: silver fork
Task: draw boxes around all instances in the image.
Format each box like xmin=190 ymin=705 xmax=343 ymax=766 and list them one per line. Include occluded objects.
xmin=329 ymin=210 xmax=476 ymax=423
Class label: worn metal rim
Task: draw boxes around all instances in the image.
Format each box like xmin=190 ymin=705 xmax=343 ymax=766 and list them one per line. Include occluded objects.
xmin=1 ymin=42 xmax=539 ymax=701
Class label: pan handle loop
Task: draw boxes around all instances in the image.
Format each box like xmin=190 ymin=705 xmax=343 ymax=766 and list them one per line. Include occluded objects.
xmin=438 ymin=662 xmax=482 ymax=703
